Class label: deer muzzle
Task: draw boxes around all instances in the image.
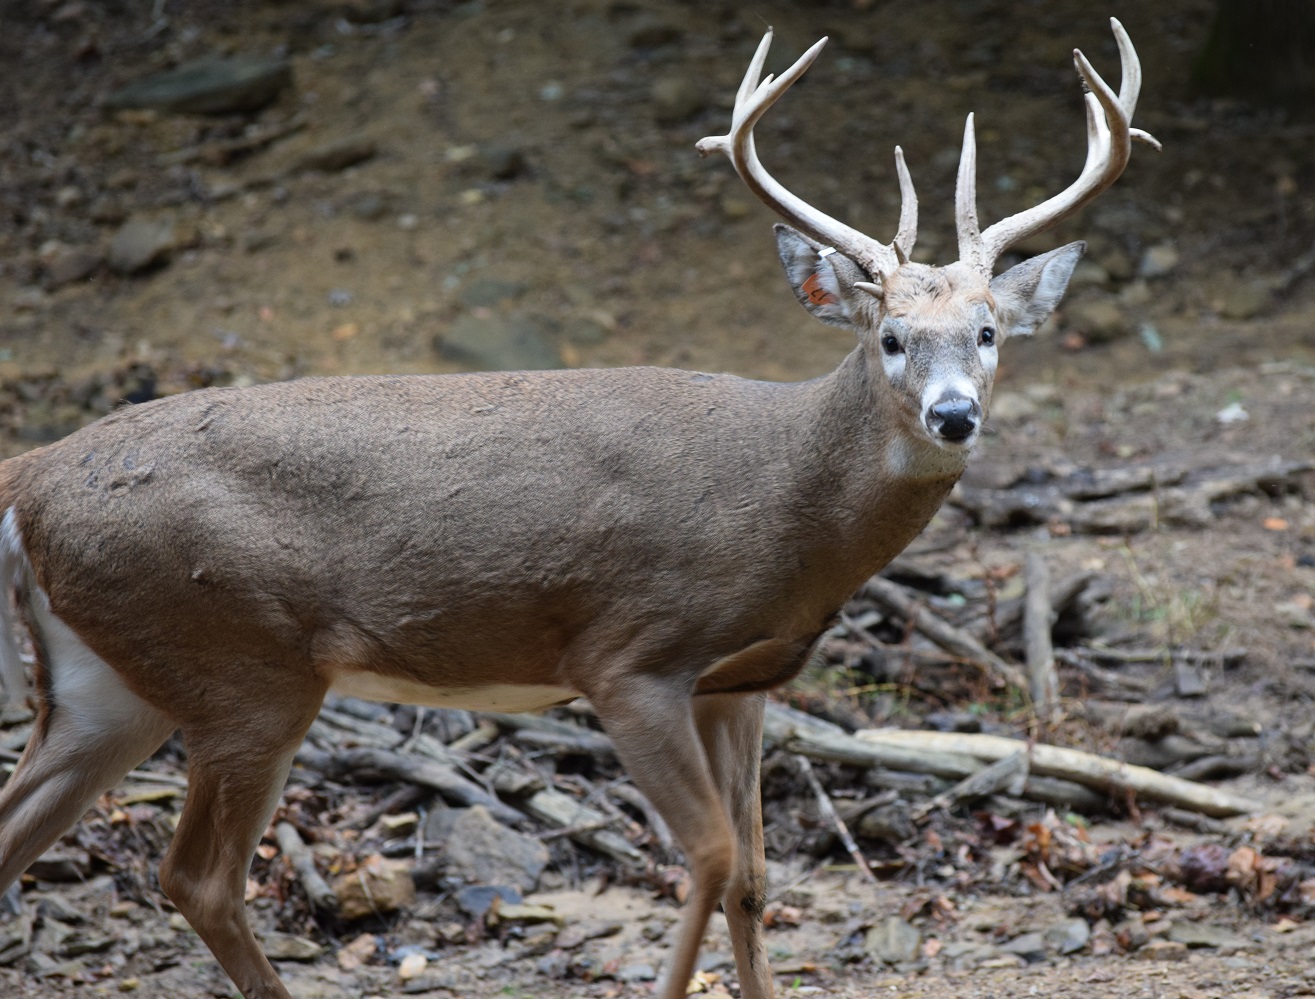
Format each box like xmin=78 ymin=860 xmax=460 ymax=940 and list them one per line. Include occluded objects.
xmin=925 ymin=395 xmax=981 ymax=444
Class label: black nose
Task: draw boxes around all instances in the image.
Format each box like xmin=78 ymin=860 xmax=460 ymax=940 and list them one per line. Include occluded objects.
xmin=928 ymin=397 xmax=980 ymax=442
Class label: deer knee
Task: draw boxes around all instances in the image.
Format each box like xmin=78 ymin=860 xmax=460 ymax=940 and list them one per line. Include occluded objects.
xmin=687 ymin=837 xmax=736 ymax=901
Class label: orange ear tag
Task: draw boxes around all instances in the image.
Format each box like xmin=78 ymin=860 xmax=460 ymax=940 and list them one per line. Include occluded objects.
xmin=802 ymin=272 xmax=837 ymax=306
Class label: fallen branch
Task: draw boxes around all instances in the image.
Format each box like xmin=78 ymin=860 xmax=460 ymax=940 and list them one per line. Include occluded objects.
xmin=913 ymin=749 xmax=1029 ymax=821
xmin=517 ymin=787 xmax=646 ymax=869
xmin=795 ymin=754 xmax=875 ymax=883
xmin=763 ymin=702 xmax=981 ymax=779
xmin=294 ymin=746 xmax=522 ymax=826
xmin=854 ymin=729 xmax=1260 ymax=817
xmin=1024 ymin=553 xmax=1058 ymax=721
xmin=275 ymin=822 xmax=339 ymax=913
xmin=864 ymin=577 xmax=1029 ymax=692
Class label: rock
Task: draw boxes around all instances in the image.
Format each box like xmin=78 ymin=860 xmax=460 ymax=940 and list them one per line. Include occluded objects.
xmin=1096 ymin=246 xmax=1134 ymax=281
xmin=1135 ymin=938 xmax=1189 ymax=961
xmin=479 ymin=144 xmax=528 ymax=181
xmin=350 ymin=192 xmax=388 ymax=220
xmin=260 ymin=933 xmax=323 ymax=961
xmin=1069 ymin=260 xmax=1111 ymax=289
xmin=455 ymin=884 xmax=521 ymax=920
xmin=27 ymin=848 xmax=90 ymax=882
xmin=719 ymin=195 xmax=752 ymax=220
xmin=396 ymin=951 xmax=428 ymax=980
xmin=563 ymin=316 xmax=610 ymax=346
xmin=864 ymin=916 xmax=920 ymax=965
xmin=107 ymin=216 xmax=175 ymax=275
xmin=106 ymin=55 xmax=292 ymax=115
xmin=1166 ymin=922 xmax=1250 ymax=950
xmin=1044 ymin=917 xmax=1091 ymax=955
xmin=1138 ymin=243 xmax=1179 ymax=279
xmin=294 ymin=136 xmax=377 ymax=174
xmin=618 ymin=963 xmax=657 ymax=982
xmin=41 ymin=244 xmax=102 ymax=288
xmin=332 ymin=856 xmax=415 ymax=920
xmin=491 ymin=902 xmax=564 ymax=926
xmin=434 ymin=314 xmax=562 ymax=371
xmin=457 ymin=278 xmax=527 ymax=308
xmin=624 ymin=15 xmax=684 ymax=49
xmin=986 ymin=391 xmax=1038 ymax=424
xmin=1215 ymin=281 xmax=1271 ymax=320
xmin=443 ymin=805 xmax=550 ymax=894
xmin=1065 ymin=298 xmax=1127 ymax=343
xmin=651 ymin=76 xmax=706 ymax=124
xmin=998 ymin=931 xmax=1047 ymax=962
xmin=336 ymin=932 xmax=378 ymax=971
xmin=340 ymin=0 xmax=404 ymax=23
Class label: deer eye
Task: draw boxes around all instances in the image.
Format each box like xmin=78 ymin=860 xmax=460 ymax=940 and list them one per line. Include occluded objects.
xmin=880 ymin=334 xmax=902 ymax=355
xmin=979 ymin=326 xmax=996 ymax=347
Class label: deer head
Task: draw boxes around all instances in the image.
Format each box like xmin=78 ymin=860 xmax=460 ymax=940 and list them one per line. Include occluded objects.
xmin=697 ymin=19 xmax=1159 ymax=455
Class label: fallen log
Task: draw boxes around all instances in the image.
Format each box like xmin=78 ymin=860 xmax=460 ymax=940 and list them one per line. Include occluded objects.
xmin=853 ymin=728 xmax=1260 ymax=817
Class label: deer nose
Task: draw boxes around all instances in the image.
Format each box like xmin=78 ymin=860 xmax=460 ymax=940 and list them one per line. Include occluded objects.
xmin=926 ymin=396 xmax=981 ymax=442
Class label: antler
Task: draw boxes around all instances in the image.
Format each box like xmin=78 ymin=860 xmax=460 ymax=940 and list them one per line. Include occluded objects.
xmin=696 ymin=30 xmax=917 ymax=281
xmin=956 ymin=17 xmax=1161 ymax=275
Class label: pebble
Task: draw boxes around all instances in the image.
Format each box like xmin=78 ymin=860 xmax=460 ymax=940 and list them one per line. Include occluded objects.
xmin=260 ymin=933 xmax=323 ymax=962
xmin=293 ymin=136 xmax=377 ymax=174
xmin=42 ymin=244 xmax=102 ymax=288
xmin=1045 ymin=916 xmax=1092 ymax=955
xmin=1166 ymin=922 xmax=1250 ymax=950
xmin=108 ymin=216 xmax=175 ymax=275
xmin=998 ymin=931 xmax=1048 ymax=962
xmin=651 ymin=76 xmax=706 ymax=124
xmin=863 ymin=916 xmax=920 ymax=964
xmin=1216 ymin=281 xmax=1271 ymax=320
xmin=1065 ymin=298 xmax=1127 ymax=343
xmin=332 ymin=856 xmax=415 ymax=920
xmin=458 ymin=278 xmax=527 ymax=308
xmin=106 ymin=55 xmax=292 ymax=115
xmin=1138 ymin=243 xmax=1179 ymax=279
xmin=434 ymin=314 xmax=562 ymax=371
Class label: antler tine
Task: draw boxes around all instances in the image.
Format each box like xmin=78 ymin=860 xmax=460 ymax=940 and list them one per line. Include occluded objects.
xmin=892 ymin=146 xmax=918 ymax=264
xmin=954 ymin=113 xmax=983 ymax=273
xmin=697 ymin=30 xmax=904 ymax=280
xmin=956 ymin=19 xmax=1160 ymax=274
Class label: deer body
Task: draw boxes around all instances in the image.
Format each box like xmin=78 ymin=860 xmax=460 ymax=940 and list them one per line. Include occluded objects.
xmin=6 ymin=358 xmax=953 ymax=715
xmin=0 ymin=21 xmax=1155 ymax=999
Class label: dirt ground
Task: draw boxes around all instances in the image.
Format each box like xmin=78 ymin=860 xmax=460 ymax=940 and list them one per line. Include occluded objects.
xmin=1 ymin=1 xmax=1314 ymax=997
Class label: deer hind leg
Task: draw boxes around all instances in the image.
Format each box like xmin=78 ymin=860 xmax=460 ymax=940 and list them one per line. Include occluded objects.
xmin=158 ymin=683 xmax=325 ymax=999
xmin=0 ymin=598 xmax=175 ymax=894
xmin=588 ymin=674 xmax=736 ymax=999
xmin=694 ymin=691 xmax=775 ymax=999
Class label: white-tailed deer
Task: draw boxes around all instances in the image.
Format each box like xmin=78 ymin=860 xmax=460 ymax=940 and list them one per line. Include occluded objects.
xmin=0 ymin=19 xmax=1155 ymax=999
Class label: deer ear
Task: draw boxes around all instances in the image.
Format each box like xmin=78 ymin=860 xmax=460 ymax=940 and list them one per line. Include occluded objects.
xmin=989 ymin=241 xmax=1085 ymax=337
xmin=774 ymin=224 xmax=868 ymax=331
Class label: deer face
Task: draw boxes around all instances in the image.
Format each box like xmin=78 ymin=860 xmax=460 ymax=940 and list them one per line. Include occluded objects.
xmin=776 ymin=225 xmax=1084 ymax=452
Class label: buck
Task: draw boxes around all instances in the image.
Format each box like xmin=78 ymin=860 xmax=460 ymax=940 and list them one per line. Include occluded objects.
xmin=0 ymin=19 xmax=1154 ymax=999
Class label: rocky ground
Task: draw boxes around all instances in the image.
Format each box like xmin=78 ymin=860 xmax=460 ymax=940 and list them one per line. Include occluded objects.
xmin=0 ymin=1 xmax=1314 ymax=997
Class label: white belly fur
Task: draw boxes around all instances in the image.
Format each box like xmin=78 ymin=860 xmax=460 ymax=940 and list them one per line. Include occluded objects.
xmin=329 ymin=671 xmax=578 ymax=713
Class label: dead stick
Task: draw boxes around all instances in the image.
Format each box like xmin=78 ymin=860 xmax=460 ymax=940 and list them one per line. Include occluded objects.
xmin=865 ymin=577 xmax=1029 ymax=691
xmin=794 ymin=754 xmax=875 ymax=883
xmin=274 ymin=822 xmax=339 ymax=913
xmin=1023 ymin=553 xmax=1058 ymax=721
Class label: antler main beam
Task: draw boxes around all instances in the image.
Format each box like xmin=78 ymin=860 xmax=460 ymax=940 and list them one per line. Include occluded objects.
xmin=956 ymin=17 xmax=1161 ymax=274
xmin=696 ymin=30 xmax=916 ymax=281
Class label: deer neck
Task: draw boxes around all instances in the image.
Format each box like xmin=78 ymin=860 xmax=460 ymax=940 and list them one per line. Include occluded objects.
xmin=789 ymin=347 xmax=968 ymax=591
